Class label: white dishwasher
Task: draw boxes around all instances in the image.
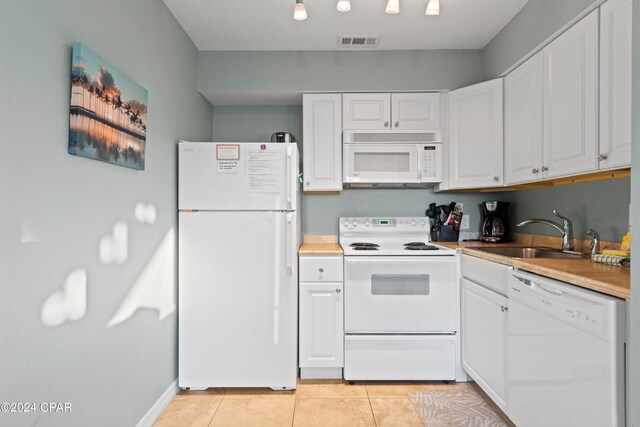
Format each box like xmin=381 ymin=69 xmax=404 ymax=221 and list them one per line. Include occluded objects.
xmin=508 ymin=270 xmax=626 ymax=427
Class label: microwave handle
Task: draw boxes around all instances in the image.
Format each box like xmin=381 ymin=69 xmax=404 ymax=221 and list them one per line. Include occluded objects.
xmin=416 ymin=145 xmax=423 ymax=180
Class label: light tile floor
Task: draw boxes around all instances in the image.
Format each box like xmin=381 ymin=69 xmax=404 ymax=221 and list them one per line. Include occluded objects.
xmin=154 ymin=379 xmax=513 ymax=426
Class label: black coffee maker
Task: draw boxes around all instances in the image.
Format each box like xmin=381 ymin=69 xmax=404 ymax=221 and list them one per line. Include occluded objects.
xmin=481 ymin=201 xmax=510 ymax=243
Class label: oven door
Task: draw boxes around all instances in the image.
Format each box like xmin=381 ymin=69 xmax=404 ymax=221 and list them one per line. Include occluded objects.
xmin=343 ymin=144 xmax=420 ymax=184
xmin=344 ymin=256 xmax=457 ymax=333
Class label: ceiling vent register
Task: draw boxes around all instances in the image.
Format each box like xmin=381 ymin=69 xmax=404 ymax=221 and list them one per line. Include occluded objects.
xmin=338 ymin=36 xmax=379 ymax=48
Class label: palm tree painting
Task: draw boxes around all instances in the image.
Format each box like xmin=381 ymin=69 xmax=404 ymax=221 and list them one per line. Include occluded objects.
xmin=69 ymin=42 xmax=148 ymax=170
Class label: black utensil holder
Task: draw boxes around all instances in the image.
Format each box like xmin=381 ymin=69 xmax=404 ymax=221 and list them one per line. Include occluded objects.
xmin=430 ymin=225 xmax=460 ymax=242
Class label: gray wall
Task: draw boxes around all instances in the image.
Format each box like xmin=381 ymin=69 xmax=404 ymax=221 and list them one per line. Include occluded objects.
xmin=200 ymin=50 xmax=484 ymax=104
xmin=482 ymin=0 xmax=597 ymax=78
xmin=211 ymin=105 xmax=502 ymax=235
xmin=0 ymin=1 xmax=212 ymax=426
xmin=501 ymin=178 xmax=630 ymax=243
xmin=629 ymin=1 xmax=639 ymax=424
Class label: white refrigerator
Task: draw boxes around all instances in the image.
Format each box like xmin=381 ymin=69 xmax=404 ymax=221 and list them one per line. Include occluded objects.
xmin=178 ymin=141 xmax=301 ymax=390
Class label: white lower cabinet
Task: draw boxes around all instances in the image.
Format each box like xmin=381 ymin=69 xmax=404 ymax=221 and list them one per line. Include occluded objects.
xmin=299 ymin=256 xmax=344 ymax=379
xmin=461 ymin=256 xmax=509 ymax=413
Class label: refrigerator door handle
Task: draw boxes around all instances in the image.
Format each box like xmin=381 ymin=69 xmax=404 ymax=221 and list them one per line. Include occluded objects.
xmin=286 ymin=212 xmax=293 ymax=275
xmin=286 ymin=146 xmax=293 ymax=210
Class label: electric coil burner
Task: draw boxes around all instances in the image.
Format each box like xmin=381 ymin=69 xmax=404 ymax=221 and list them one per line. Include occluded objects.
xmin=339 ymin=217 xmax=464 ymax=383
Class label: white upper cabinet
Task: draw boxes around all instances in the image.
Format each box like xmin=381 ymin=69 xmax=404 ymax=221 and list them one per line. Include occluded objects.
xmin=599 ymin=0 xmax=632 ymax=169
xmin=342 ymin=93 xmax=391 ymax=129
xmin=542 ymin=9 xmax=598 ymax=179
xmin=447 ymin=79 xmax=504 ymax=189
xmin=302 ymin=94 xmax=343 ymax=192
xmin=505 ymin=52 xmax=544 ymax=185
xmin=391 ymin=93 xmax=441 ymax=129
xmin=343 ymin=93 xmax=440 ymax=130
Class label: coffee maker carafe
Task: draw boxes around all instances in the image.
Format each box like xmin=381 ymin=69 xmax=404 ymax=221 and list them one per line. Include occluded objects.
xmin=481 ymin=201 xmax=510 ymax=243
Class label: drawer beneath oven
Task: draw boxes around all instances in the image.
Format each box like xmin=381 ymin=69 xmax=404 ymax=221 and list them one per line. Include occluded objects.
xmin=344 ymin=335 xmax=456 ymax=381
xmin=299 ymin=256 xmax=343 ymax=282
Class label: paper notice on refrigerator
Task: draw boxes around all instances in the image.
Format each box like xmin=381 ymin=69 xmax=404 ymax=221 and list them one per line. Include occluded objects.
xmin=216 ymin=144 xmax=240 ymax=160
xmin=217 ymin=160 xmax=238 ymax=173
xmin=247 ymin=149 xmax=281 ymax=192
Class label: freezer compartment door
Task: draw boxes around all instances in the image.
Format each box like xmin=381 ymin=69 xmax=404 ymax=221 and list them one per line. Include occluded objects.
xmin=178 ymin=211 xmax=298 ymax=389
xmin=344 ymin=335 xmax=456 ymax=380
xmin=179 ymin=142 xmax=299 ymax=211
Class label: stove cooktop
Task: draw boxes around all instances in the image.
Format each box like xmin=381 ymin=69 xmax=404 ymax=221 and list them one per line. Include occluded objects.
xmin=339 ymin=217 xmax=456 ymax=256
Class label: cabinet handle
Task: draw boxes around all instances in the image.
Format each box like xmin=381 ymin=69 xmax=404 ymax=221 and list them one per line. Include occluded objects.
xmin=394 ymin=121 xmax=399 ymax=127
xmin=541 ymin=166 xmax=548 ymax=172
xmin=318 ymin=268 xmax=324 ymax=273
xmin=384 ymin=121 xmax=389 ymax=127
xmin=598 ymin=154 xmax=608 ymax=161
xmin=532 ymin=168 xmax=539 ymax=174
xmin=500 ymin=305 xmax=508 ymax=312
xmin=336 ymin=289 xmax=341 ymax=293
xmin=493 ymin=176 xmax=500 ymax=182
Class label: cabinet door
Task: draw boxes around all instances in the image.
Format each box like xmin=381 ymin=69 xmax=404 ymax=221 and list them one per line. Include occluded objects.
xmin=299 ymin=282 xmax=344 ymax=368
xmin=542 ymin=10 xmax=598 ymax=178
xmin=342 ymin=93 xmax=391 ymax=130
xmin=303 ymin=94 xmax=342 ymax=192
xmin=599 ymin=0 xmax=632 ymax=169
xmin=447 ymin=79 xmax=504 ymax=189
xmin=461 ymin=278 xmax=508 ymax=412
xmin=391 ymin=93 xmax=441 ymax=130
xmin=505 ymin=52 xmax=544 ymax=185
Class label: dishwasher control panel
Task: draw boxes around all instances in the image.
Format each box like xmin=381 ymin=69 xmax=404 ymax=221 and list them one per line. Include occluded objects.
xmin=510 ymin=273 xmax=613 ymax=338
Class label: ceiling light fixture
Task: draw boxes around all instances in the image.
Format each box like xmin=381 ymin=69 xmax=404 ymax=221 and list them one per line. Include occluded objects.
xmin=337 ymin=0 xmax=351 ymax=12
xmin=385 ymin=0 xmax=399 ymax=14
xmin=425 ymin=0 xmax=440 ymax=15
xmin=294 ymin=0 xmax=307 ymax=20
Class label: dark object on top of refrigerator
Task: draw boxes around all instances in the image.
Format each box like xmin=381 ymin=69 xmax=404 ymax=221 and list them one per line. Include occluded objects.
xmin=481 ymin=201 xmax=510 ymax=243
xmin=271 ymin=132 xmax=296 ymax=143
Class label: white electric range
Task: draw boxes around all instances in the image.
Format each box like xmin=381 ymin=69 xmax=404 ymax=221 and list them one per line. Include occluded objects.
xmin=339 ymin=217 xmax=465 ymax=381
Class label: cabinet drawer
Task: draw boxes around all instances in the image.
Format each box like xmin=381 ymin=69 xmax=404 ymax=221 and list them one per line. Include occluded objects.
xmin=299 ymin=256 xmax=343 ymax=282
xmin=460 ymin=254 xmax=512 ymax=296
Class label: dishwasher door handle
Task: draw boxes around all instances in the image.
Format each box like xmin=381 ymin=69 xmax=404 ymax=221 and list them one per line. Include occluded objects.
xmin=539 ymin=284 xmax=565 ymax=296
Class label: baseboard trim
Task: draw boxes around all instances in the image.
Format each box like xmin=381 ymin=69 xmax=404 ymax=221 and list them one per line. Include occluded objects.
xmin=136 ymin=379 xmax=179 ymax=427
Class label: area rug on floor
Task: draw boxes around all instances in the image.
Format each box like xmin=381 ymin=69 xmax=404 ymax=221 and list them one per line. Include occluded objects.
xmin=408 ymin=389 xmax=507 ymax=427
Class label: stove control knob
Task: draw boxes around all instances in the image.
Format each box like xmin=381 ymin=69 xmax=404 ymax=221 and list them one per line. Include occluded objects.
xmin=411 ymin=220 xmax=417 ymax=227
xmin=352 ymin=220 xmax=359 ymax=227
xmin=419 ymin=219 xmax=426 ymax=226
xmin=342 ymin=219 xmax=350 ymax=227
xmin=364 ymin=220 xmax=371 ymax=227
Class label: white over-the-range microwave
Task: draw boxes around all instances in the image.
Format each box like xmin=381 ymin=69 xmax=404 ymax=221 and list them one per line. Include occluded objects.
xmin=343 ymin=130 xmax=443 ymax=187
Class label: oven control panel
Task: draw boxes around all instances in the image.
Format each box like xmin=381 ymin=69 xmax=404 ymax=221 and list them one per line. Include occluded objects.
xmin=340 ymin=217 xmax=428 ymax=232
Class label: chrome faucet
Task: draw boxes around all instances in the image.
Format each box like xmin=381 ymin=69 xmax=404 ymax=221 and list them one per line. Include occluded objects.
xmin=516 ymin=209 xmax=576 ymax=252
xmin=587 ymin=228 xmax=600 ymax=257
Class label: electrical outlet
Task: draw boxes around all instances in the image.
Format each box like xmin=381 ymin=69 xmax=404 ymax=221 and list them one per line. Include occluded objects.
xmin=460 ymin=214 xmax=470 ymax=230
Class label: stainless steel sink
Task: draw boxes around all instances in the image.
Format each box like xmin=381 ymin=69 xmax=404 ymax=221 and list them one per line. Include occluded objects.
xmin=472 ymin=247 xmax=585 ymax=259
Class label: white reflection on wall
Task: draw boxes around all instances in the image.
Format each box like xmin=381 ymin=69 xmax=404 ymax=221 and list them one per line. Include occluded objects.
xmin=107 ymin=228 xmax=175 ymax=327
xmin=99 ymin=221 xmax=128 ymax=265
xmin=41 ymin=268 xmax=87 ymax=327
xmin=20 ymin=219 xmax=38 ymax=243
xmin=134 ymin=202 xmax=156 ymax=225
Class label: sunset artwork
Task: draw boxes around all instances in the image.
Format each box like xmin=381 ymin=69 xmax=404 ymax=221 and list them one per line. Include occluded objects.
xmin=69 ymin=43 xmax=148 ymax=170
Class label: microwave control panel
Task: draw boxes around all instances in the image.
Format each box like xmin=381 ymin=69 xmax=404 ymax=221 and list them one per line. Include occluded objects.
xmin=421 ymin=144 xmax=443 ymax=183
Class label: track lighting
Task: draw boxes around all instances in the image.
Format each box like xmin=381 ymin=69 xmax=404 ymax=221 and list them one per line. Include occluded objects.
xmin=385 ymin=0 xmax=399 ymax=14
xmin=293 ymin=0 xmax=441 ymax=20
xmin=294 ymin=0 xmax=307 ymax=20
xmin=337 ymin=0 xmax=351 ymax=12
xmin=425 ymin=0 xmax=440 ymax=15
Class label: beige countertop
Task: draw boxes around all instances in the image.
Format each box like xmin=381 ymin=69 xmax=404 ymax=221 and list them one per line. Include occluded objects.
xmin=440 ymin=241 xmax=630 ymax=300
xmin=299 ymin=243 xmax=343 ymax=256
